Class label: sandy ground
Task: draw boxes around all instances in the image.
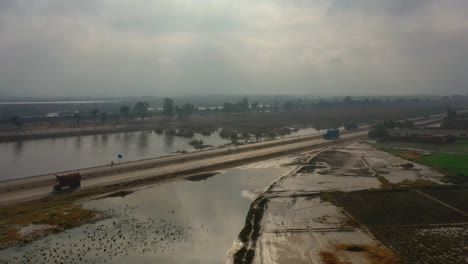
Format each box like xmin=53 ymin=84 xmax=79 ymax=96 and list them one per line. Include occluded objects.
xmin=230 ymin=141 xmax=447 ymax=264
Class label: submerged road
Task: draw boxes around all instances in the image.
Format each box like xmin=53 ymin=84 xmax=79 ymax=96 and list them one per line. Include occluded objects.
xmin=0 ymin=130 xmax=368 ymax=205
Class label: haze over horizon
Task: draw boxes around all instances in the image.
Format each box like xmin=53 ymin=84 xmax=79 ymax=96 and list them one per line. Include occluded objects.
xmin=1 ymin=0 xmax=467 ymax=97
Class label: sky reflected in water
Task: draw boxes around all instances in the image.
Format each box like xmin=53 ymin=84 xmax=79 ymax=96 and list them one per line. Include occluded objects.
xmin=0 ymin=165 xmax=292 ymax=264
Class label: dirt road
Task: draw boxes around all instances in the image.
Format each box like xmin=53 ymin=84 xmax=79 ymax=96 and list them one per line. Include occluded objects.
xmin=0 ymin=130 xmax=368 ymax=205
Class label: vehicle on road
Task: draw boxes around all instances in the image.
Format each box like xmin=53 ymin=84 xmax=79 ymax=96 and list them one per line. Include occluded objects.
xmin=53 ymin=173 xmax=81 ymax=191
xmin=323 ymin=129 xmax=340 ymax=140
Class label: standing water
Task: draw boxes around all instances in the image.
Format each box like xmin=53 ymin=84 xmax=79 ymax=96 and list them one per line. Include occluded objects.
xmin=0 ymin=130 xmax=229 ymax=181
xmin=0 ymin=163 xmax=293 ymax=264
xmin=0 ymin=128 xmax=320 ymax=181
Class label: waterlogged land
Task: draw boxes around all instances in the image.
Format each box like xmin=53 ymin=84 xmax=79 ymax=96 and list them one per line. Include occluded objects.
xmin=0 ymin=161 xmax=293 ymax=264
xmin=1 ymin=141 xmax=466 ymax=264
xmin=231 ymin=142 xmax=466 ymax=264
xmin=0 ymin=128 xmax=320 ymax=181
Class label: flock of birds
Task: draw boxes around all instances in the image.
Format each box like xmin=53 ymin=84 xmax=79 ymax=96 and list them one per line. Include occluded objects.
xmin=0 ymin=205 xmax=192 ymax=264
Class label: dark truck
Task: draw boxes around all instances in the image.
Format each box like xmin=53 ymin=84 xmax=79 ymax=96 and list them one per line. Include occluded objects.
xmin=323 ymin=129 xmax=340 ymax=140
xmin=54 ymin=173 xmax=81 ymax=191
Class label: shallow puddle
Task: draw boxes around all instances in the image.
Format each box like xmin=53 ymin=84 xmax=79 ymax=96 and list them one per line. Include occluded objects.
xmin=0 ymin=166 xmax=291 ymax=264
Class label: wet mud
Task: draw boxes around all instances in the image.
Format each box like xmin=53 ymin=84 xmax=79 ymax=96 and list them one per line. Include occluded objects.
xmin=184 ymin=172 xmax=219 ymax=182
xmin=329 ymin=187 xmax=468 ymax=264
xmin=0 ymin=205 xmax=189 ymax=264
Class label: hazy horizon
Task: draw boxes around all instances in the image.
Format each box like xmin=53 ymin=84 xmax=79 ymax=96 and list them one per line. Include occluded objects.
xmin=1 ymin=0 xmax=468 ymax=97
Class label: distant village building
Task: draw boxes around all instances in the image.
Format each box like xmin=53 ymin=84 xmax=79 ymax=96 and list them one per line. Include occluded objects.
xmin=389 ymin=128 xmax=468 ymax=144
xmin=444 ymin=118 xmax=468 ymax=129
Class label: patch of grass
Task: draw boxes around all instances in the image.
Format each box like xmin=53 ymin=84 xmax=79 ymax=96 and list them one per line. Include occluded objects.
xmin=319 ymin=192 xmax=340 ymax=203
xmin=419 ymin=153 xmax=468 ymax=170
xmin=418 ymin=153 xmax=468 ymax=183
xmin=0 ymin=228 xmax=21 ymax=248
xmin=377 ymin=175 xmax=397 ymax=189
xmin=0 ymin=202 xmax=98 ymax=249
xmin=399 ymin=179 xmax=436 ymax=187
xmin=377 ymin=142 xmax=468 ymax=185
xmin=438 ymin=140 xmax=468 ymax=155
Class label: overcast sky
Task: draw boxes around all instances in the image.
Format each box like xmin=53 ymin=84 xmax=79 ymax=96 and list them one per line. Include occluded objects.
xmin=1 ymin=0 xmax=467 ymax=97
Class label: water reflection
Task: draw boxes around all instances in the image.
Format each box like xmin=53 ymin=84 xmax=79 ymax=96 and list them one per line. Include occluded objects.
xmin=101 ymin=134 xmax=109 ymax=147
xmin=0 ymin=128 xmax=319 ymax=181
xmin=0 ymin=130 xmax=229 ymax=181
xmin=75 ymin=136 xmax=82 ymax=149
xmin=12 ymin=141 xmax=23 ymax=157
xmin=137 ymin=131 xmax=150 ymax=155
xmin=0 ymin=166 xmax=291 ymax=264
xmin=163 ymin=134 xmax=175 ymax=150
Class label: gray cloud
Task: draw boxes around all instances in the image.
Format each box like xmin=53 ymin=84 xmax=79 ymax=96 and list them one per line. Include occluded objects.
xmin=0 ymin=0 xmax=467 ymax=97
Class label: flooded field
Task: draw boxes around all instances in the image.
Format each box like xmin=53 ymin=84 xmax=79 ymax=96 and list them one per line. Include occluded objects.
xmin=0 ymin=128 xmax=320 ymax=181
xmin=333 ymin=188 xmax=468 ymax=264
xmin=1 ymin=141 xmax=464 ymax=264
xmin=0 ymin=163 xmax=293 ymax=264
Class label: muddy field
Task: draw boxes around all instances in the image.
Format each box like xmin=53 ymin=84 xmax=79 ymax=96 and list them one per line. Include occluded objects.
xmin=421 ymin=187 xmax=468 ymax=212
xmin=232 ymin=142 xmax=465 ymax=264
xmin=1 ymin=141 xmax=466 ymax=264
xmin=331 ymin=188 xmax=468 ymax=264
xmin=333 ymin=190 xmax=468 ymax=225
xmin=372 ymin=225 xmax=468 ymax=264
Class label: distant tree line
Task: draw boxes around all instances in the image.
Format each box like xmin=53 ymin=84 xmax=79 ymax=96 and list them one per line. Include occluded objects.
xmin=368 ymin=119 xmax=415 ymax=140
xmin=6 ymin=95 xmax=466 ymax=127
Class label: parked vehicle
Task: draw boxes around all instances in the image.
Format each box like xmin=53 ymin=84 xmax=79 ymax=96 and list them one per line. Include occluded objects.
xmin=53 ymin=173 xmax=81 ymax=191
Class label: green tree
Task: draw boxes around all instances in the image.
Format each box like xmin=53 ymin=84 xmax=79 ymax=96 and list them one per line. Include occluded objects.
xmin=223 ymin=102 xmax=233 ymax=113
xmin=133 ymin=101 xmax=149 ymax=118
xmin=343 ymin=96 xmax=354 ymax=107
xmin=163 ymin=98 xmax=174 ymax=117
xmin=90 ymin=109 xmax=99 ymax=123
xmin=100 ymin=112 xmax=108 ymax=122
xmin=182 ymin=103 xmax=196 ymax=117
xmin=239 ymin=97 xmax=249 ymax=112
xmin=447 ymin=106 xmax=457 ymax=119
xmin=73 ymin=112 xmax=81 ymax=125
xmin=283 ymin=101 xmax=295 ymax=111
xmin=11 ymin=115 xmax=21 ymax=129
xmin=251 ymin=101 xmax=259 ymax=112
xmin=119 ymin=105 xmax=131 ymax=119
xmin=368 ymin=123 xmax=389 ymax=140
xmin=175 ymin=105 xmax=183 ymax=119
xmin=274 ymin=101 xmax=279 ymax=112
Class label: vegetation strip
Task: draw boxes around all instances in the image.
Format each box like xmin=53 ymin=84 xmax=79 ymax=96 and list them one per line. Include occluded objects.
xmin=232 ymin=196 xmax=268 ymax=264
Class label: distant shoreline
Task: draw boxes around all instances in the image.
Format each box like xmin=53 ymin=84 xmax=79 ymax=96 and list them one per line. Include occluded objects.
xmin=0 ymin=100 xmax=119 ymax=105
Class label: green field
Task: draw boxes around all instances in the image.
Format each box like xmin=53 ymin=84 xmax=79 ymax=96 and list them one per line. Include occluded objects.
xmin=375 ymin=140 xmax=468 ymax=184
xmin=438 ymin=140 xmax=468 ymax=155
xmin=418 ymin=154 xmax=468 ymax=176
